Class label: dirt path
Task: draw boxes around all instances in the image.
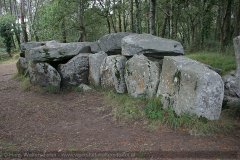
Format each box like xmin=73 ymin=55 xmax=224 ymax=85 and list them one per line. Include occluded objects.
xmin=0 ymin=62 xmax=239 ymax=159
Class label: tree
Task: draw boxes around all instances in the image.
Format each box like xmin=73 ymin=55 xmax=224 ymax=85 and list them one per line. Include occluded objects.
xmin=149 ymin=0 xmax=156 ymax=35
xmin=20 ymin=0 xmax=28 ymax=42
xmin=0 ymin=15 xmax=15 ymax=57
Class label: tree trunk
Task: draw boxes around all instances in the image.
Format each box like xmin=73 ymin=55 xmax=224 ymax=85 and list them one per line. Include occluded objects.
xmin=149 ymin=0 xmax=156 ymax=35
xmin=27 ymin=0 xmax=33 ymax=41
xmin=12 ymin=0 xmax=21 ymax=47
xmin=62 ymin=18 xmax=67 ymax=43
xmin=122 ymin=0 xmax=127 ymax=32
xmin=220 ymin=0 xmax=233 ymax=52
xmin=106 ymin=17 xmax=111 ymax=33
xmin=135 ymin=0 xmax=141 ymax=33
xmin=20 ymin=0 xmax=28 ymax=43
xmin=0 ymin=0 xmax=3 ymax=15
xmin=118 ymin=0 xmax=122 ymax=32
xmin=130 ymin=0 xmax=134 ymax=32
xmin=234 ymin=0 xmax=240 ymax=36
xmin=110 ymin=15 xmax=117 ymax=33
xmin=161 ymin=14 xmax=168 ymax=37
xmin=78 ymin=0 xmax=86 ymax=42
xmin=233 ymin=36 xmax=240 ymax=78
xmin=3 ymin=0 xmax=8 ymax=12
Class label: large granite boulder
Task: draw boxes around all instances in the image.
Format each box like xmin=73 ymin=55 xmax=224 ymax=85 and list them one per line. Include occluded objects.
xmin=16 ymin=57 xmax=28 ymax=75
xmin=20 ymin=41 xmax=45 ymax=57
xmin=222 ymin=72 xmax=240 ymax=107
xmin=157 ymin=56 xmax=224 ymax=120
xmin=122 ymin=34 xmax=184 ymax=58
xmin=125 ymin=55 xmax=161 ymax=98
xmin=58 ymin=54 xmax=90 ymax=86
xmin=92 ymin=32 xmax=133 ymax=54
xmin=100 ymin=55 xmax=127 ymax=93
xmin=25 ymin=42 xmax=92 ymax=62
xmin=89 ymin=51 xmax=108 ymax=85
xmin=28 ymin=62 xmax=61 ymax=89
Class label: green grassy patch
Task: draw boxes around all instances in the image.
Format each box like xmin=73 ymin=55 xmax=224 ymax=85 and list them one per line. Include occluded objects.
xmin=187 ymin=52 xmax=236 ymax=75
xmin=0 ymin=52 xmax=19 ymax=64
xmin=103 ymin=90 xmax=146 ymax=122
xmin=144 ymin=98 xmax=234 ymax=135
xmin=103 ymin=91 xmax=237 ymax=135
xmin=0 ymin=140 xmax=17 ymax=150
xmin=14 ymin=74 xmax=32 ymax=91
xmin=44 ymin=85 xmax=60 ymax=94
xmin=14 ymin=74 xmax=60 ymax=94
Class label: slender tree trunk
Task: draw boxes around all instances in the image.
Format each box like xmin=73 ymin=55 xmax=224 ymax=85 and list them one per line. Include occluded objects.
xmin=8 ymin=0 xmax=16 ymax=49
xmin=122 ymin=0 xmax=127 ymax=32
xmin=118 ymin=0 xmax=122 ymax=32
xmin=106 ymin=17 xmax=111 ymax=33
xmin=20 ymin=0 xmax=28 ymax=42
xmin=234 ymin=0 xmax=240 ymax=36
xmin=233 ymin=36 xmax=240 ymax=78
xmin=135 ymin=0 xmax=141 ymax=33
xmin=0 ymin=0 xmax=3 ymax=15
xmin=149 ymin=0 xmax=156 ymax=35
xmin=161 ymin=14 xmax=168 ymax=37
xmin=12 ymin=0 xmax=21 ymax=47
xmin=130 ymin=0 xmax=134 ymax=32
xmin=220 ymin=0 xmax=233 ymax=52
xmin=62 ymin=18 xmax=67 ymax=43
xmin=110 ymin=15 xmax=117 ymax=33
xmin=27 ymin=0 xmax=33 ymax=41
xmin=3 ymin=0 xmax=8 ymax=12
xmin=78 ymin=0 xmax=86 ymax=42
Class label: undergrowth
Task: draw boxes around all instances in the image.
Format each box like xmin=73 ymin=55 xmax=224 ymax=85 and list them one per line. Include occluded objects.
xmin=103 ymin=90 xmax=146 ymax=122
xmin=187 ymin=52 xmax=236 ymax=75
xmin=103 ymin=91 xmax=236 ymax=135
xmin=14 ymin=74 xmax=60 ymax=94
xmin=0 ymin=52 xmax=19 ymax=64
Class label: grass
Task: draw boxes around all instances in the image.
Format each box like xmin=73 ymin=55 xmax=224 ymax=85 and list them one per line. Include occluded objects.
xmin=14 ymin=74 xmax=60 ymax=94
xmin=187 ymin=52 xmax=236 ymax=75
xmin=14 ymin=74 xmax=32 ymax=91
xmin=44 ymin=85 xmax=60 ymax=94
xmin=103 ymin=90 xmax=146 ymax=122
xmin=144 ymin=98 xmax=235 ymax=135
xmin=0 ymin=140 xmax=16 ymax=150
xmin=103 ymin=91 xmax=237 ymax=135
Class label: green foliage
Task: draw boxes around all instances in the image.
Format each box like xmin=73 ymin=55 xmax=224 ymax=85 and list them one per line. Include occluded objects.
xmin=0 ymin=52 xmax=18 ymax=64
xmin=144 ymin=99 xmax=235 ymax=134
xmin=104 ymin=90 xmax=146 ymax=122
xmin=0 ymin=140 xmax=16 ymax=150
xmin=36 ymin=0 xmax=107 ymax=42
xmin=44 ymin=85 xmax=60 ymax=94
xmin=0 ymin=14 xmax=15 ymax=55
xmin=144 ymin=98 xmax=164 ymax=120
xmin=17 ymin=75 xmax=32 ymax=92
xmin=187 ymin=52 xmax=236 ymax=75
xmin=103 ymin=91 xmax=236 ymax=135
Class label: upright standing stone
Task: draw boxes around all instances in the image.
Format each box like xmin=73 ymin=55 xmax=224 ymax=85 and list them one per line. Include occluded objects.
xmin=89 ymin=51 xmax=108 ymax=85
xmin=16 ymin=57 xmax=28 ymax=75
xmin=58 ymin=54 xmax=90 ymax=86
xmin=125 ymin=55 xmax=161 ymax=98
xmin=28 ymin=62 xmax=61 ymax=89
xmin=157 ymin=56 xmax=224 ymax=120
xmin=100 ymin=55 xmax=127 ymax=93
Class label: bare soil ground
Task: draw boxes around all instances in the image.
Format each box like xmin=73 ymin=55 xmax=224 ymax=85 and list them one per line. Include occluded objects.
xmin=0 ymin=62 xmax=239 ymax=159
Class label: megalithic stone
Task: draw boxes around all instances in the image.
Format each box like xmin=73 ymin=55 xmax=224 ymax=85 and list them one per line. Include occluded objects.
xmin=233 ymin=36 xmax=240 ymax=79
